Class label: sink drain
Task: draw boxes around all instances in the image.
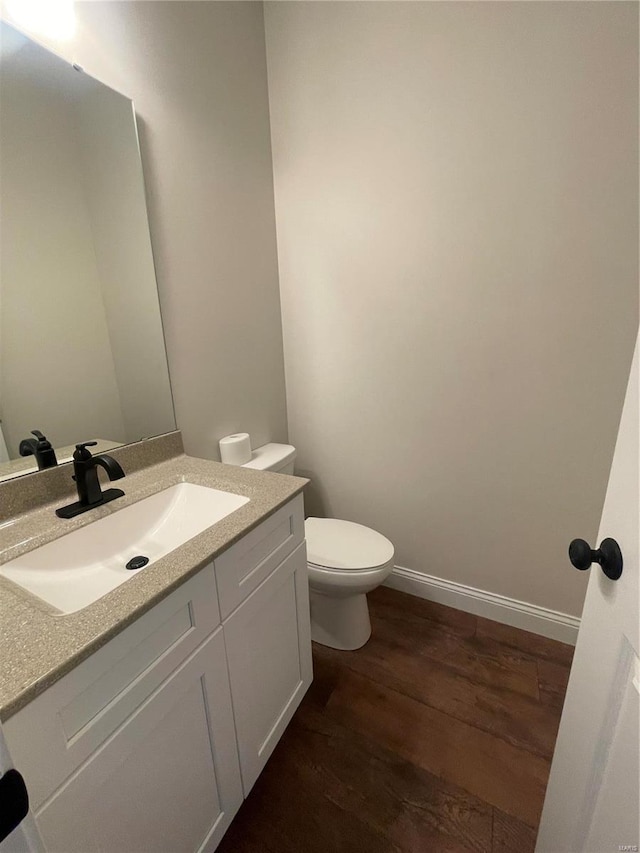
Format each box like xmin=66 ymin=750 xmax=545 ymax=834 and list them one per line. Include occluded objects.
xmin=126 ymin=555 xmax=149 ymax=570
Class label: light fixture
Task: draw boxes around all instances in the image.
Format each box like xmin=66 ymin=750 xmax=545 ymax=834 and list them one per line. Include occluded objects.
xmin=3 ymin=0 xmax=76 ymax=41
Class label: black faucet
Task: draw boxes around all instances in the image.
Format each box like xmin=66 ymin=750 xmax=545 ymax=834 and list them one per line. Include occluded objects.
xmin=56 ymin=442 xmax=125 ymax=519
xmin=19 ymin=430 xmax=58 ymax=471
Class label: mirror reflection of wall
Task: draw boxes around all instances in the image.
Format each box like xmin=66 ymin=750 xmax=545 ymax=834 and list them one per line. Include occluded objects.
xmin=0 ymin=22 xmax=176 ymax=480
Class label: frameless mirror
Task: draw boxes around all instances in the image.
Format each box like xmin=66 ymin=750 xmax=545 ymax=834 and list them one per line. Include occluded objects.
xmin=0 ymin=22 xmax=176 ymax=482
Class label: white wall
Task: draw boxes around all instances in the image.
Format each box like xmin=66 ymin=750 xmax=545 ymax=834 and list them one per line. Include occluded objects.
xmin=265 ymin=1 xmax=639 ymax=616
xmin=0 ymin=50 xmax=126 ymax=455
xmin=3 ymin=0 xmax=288 ymax=459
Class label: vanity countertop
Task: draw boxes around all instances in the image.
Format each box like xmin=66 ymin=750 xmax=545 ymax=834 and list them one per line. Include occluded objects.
xmin=0 ymin=452 xmax=308 ymax=721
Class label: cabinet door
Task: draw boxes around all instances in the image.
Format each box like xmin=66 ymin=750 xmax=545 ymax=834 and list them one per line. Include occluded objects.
xmin=34 ymin=629 xmax=243 ymax=853
xmin=5 ymin=564 xmax=221 ymax=811
xmin=224 ymin=542 xmax=312 ymax=793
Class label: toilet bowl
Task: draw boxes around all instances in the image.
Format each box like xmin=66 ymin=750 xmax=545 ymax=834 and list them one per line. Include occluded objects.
xmin=241 ymin=442 xmax=395 ymax=650
xmin=305 ymin=517 xmax=394 ymax=650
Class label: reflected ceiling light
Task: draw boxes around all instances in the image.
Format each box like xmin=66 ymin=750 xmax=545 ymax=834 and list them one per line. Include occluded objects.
xmin=4 ymin=0 xmax=76 ymax=40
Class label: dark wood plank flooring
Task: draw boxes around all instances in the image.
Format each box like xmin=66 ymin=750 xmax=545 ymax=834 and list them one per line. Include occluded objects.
xmin=218 ymin=587 xmax=574 ymax=853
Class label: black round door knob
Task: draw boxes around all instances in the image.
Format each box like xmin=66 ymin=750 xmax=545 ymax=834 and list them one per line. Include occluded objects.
xmin=568 ymin=538 xmax=623 ymax=581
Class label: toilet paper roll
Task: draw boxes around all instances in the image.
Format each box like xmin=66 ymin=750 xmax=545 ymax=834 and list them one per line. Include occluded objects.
xmin=219 ymin=433 xmax=252 ymax=465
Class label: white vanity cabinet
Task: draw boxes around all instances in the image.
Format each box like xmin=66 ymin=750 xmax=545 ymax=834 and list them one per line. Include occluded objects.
xmin=32 ymin=629 xmax=241 ymax=853
xmin=3 ymin=493 xmax=311 ymax=853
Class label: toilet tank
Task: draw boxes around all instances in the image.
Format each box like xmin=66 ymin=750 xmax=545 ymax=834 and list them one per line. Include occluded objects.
xmin=242 ymin=443 xmax=296 ymax=475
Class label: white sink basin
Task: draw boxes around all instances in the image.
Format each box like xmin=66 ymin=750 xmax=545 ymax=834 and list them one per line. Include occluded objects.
xmin=0 ymin=483 xmax=249 ymax=614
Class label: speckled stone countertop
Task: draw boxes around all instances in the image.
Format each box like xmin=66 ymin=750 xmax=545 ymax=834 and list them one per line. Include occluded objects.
xmin=0 ymin=434 xmax=307 ymax=721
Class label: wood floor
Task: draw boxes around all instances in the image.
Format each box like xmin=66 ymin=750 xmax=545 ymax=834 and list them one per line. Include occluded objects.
xmin=218 ymin=586 xmax=574 ymax=853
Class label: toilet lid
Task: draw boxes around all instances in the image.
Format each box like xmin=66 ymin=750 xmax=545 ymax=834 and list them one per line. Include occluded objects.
xmin=305 ymin=517 xmax=394 ymax=571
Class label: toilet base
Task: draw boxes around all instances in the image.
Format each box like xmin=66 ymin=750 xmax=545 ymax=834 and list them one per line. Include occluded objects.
xmin=309 ymin=589 xmax=372 ymax=650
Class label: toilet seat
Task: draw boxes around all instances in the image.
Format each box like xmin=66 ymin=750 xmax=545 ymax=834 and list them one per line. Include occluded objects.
xmin=305 ymin=517 xmax=394 ymax=572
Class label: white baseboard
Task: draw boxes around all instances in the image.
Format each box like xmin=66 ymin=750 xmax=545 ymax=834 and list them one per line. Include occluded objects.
xmin=384 ymin=565 xmax=580 ymax=646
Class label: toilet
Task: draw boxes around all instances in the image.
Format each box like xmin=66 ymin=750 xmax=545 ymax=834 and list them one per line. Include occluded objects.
xmin=242 ymin=443 xmax=395 ymax=650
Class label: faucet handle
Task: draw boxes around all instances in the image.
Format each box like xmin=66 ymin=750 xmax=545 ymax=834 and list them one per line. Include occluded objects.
xmin=73 ymin=441 xmax=98 ymax=461
xmin=31 ymin=430 xmax=54 ymax=449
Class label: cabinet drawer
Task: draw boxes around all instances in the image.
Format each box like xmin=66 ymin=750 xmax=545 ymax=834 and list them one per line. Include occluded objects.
xmin=215 ymin=494 xmax=305 ymax=619
xmin=4 ymin=564 xmax=220 ymax=810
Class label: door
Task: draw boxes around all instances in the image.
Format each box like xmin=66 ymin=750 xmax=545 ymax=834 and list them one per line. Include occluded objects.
xmin=224 ymin=542 xmax=313 ymax=794
xmin=536 ymin=338 xmax=639 ymax=853
xmin=0 ymin=725 xmax=45 ymax=853
xmin=33 ymin=629 xmax=243 ymax=853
